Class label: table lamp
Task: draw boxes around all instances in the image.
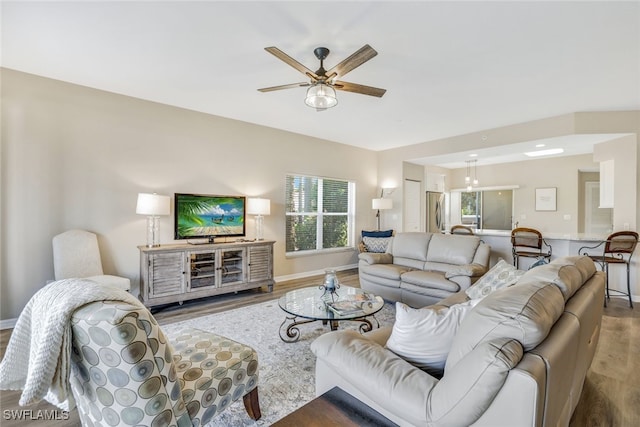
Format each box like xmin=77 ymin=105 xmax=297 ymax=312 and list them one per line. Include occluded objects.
xmin=247 ymin=198 xmax=270 ymax=240
xmin=372 ymin=197 xmax=392 ymax=231
xmin=136 ymin=193 xmax=171 ymax=247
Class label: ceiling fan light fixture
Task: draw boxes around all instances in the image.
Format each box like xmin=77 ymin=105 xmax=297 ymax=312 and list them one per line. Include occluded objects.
xmin=305 ymin=82 xmax=338 ymax=110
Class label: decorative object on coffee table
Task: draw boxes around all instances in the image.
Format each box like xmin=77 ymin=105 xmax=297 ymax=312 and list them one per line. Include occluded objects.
xmin=319 ymin=268 xmax=340 ymax=301
xmin=278 ymin=285 xmax=384 ymax=343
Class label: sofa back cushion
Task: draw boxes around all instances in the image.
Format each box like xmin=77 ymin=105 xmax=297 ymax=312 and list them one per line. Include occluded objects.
xmin=426 ymin=234 xmax=480 ymax=265
xmin=389 ymin=232 xmax=433 ymax=262
xmin=445 ymin=280 xmax=565 ymax=372
xmin=516 ymin=256 xmax=596 ymax=301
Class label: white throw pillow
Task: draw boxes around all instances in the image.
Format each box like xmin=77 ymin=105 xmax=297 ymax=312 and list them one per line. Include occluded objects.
xmin=465 ymin=259 xmax=525 ymax=300
xmin=362 ymin=236 xmax=392 ymax=253
xmin=385 ymin=300 xmax=478 ymax=376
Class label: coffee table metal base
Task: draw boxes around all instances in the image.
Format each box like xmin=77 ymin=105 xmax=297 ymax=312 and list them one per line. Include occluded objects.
xmin=279 ymin=315 xmax=380 ymax=343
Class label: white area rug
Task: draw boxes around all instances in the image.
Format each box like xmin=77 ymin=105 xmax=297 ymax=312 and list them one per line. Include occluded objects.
xmin=161 ymin=299 xmax=396 ymax=426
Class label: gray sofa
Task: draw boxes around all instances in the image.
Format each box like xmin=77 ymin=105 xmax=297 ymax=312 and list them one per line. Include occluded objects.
xmin=312 ymin=256 xmax=604 ymax=426
xmin=359 ymin=232 xmax=491 ymax=307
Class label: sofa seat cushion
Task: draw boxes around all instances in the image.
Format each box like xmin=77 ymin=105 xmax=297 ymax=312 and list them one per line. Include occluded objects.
xmin=426 ymin=233 xmax=480 ymax=265
xmin=445 ymin=280 xmax=565 ymax=372
xmin=517 ymin=256 xmax=596 ymax=301
xmin=401 ymin=270 xmax=460 ymax=293
xmin=360 ymin=263 xmax=413 ymax=281
xmin=422 ymin=261 xmax=459 ymax=274
xmin=385 ymin=300 xmax=478 ymax=376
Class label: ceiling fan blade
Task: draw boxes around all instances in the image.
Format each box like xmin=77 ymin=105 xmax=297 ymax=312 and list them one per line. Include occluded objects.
xmin=264 ymin=47 xmax=319 ymax=80
xmin=333 ymin=81 xmax=386 ymax=98
xmin=326 ymin=44 xmax=378 ymax=79
xmin=258 ymin=82 xmax=311 ymax=92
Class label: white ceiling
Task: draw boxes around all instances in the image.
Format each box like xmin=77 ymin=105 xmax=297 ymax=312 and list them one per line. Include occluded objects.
xmin=2 ymin=1 xmax=639 ymax=166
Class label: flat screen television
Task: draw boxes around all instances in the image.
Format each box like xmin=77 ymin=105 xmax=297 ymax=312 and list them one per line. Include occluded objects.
xmin=174 ymin=193 xmax=246 ymax=242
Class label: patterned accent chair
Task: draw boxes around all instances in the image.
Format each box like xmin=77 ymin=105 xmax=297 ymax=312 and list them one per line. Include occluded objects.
xmin=69 ymin=301 xmax=260 ymax=425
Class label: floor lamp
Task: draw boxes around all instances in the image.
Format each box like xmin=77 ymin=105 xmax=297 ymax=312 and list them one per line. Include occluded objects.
xmin=372 ymin=197 xmax=392 ymax=231
xmin=136 ymin=193 xmax=171 ymax=247
xmin=247 ymin=197 xmax=270 ymax=240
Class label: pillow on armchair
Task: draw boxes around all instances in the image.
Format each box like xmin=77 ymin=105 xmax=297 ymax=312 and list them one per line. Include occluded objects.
xmin=361 ymin=229 xmax=394 ymax=238
xmin=362 ymin=236 xmax=392 ymax=253
xmin=359 ymin=230 xmax=394 ymax=252
xmin=465 ymin=259 xmax=525 ymax=300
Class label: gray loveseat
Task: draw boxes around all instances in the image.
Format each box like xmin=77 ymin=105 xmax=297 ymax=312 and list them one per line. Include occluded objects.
xmin=359 ymin=232 xmax=491 ymax=307
xmin=312 ymin=256 xmax=604 ymax=426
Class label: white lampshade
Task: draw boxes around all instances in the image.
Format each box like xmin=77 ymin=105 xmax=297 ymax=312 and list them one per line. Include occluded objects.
xmin=372 ymin=198 xmax=392 ymax=210
xmin=305 ymin=83 xmax=338 ymax=110
xmin=247 ymin=198 xmax=271 ymax=216
xmin=136 ymin=193 xmax=170 ymax=216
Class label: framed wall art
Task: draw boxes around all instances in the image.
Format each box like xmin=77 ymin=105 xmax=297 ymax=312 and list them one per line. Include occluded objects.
xmin=535 ymin=187 xmax=557 ymax=211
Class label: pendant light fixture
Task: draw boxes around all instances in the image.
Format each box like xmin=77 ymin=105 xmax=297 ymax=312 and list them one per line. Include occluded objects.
xmin=305 ymin=82 xmax=338 ymax=111
xmin=464 ymin=160 xmax=479 ymax=192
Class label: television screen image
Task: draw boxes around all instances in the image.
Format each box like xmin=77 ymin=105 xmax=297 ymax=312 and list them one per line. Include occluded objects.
xmin=175 ymin=193 xmax=246 ymax=240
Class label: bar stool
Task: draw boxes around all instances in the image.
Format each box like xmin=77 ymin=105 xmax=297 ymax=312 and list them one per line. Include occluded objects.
xmin=579 ymin=231 xmax=638 ymax=308
xmin=511 ymin=227 xmax=552 ymax=269
xmin=450 ymin=225 xmax=475 ymax=235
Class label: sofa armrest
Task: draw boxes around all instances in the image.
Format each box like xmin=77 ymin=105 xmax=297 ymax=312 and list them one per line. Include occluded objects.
xmin=444 ymin=263 xmax=487 ymax=279
xmin=311 ymin=330 xmax=436 ymax=426
xmin=427 ymin=338 xmax=523 ymax=426
xmin=358 ymin=252 xmax=393 ymax=265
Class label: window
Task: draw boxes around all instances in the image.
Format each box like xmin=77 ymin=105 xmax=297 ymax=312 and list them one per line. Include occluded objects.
xmin=457 ymin=189 xmax=514 ymax=231
xmin=285 ymin=174 xmax=355 ymax=253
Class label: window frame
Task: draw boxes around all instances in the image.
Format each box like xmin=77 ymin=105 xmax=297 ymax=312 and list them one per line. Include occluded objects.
xmin=285 ymin=173 xmax=356 ymax=256
xmin=451 ymin=185 xmax=518 ymax=232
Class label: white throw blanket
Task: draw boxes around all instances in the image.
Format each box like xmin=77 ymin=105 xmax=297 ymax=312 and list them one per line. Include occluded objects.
xmin=0 ymin=278 xmax=145 ymax=411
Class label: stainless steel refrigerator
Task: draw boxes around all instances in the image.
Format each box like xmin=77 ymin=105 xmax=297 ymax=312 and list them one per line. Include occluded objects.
xmin=426 ymin=191 xmax=445 ymax=233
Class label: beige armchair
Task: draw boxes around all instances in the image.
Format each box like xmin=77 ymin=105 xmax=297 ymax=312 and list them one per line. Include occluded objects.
xmin=70 ymin=300 xmax=261 ymax=425
xmin=52 ymin=229 xmax=130 ymax=291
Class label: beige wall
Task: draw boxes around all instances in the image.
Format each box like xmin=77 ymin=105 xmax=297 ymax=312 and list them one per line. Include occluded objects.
xmin=3 ymin=68 xmax=639 ymax=320
xmin=0 ymin=69 xmax=378 ymax=320
xmin=377 ymin=111 xmax=639 ymax=300
xmin=447 ymin=154 xmax=597 ymax=234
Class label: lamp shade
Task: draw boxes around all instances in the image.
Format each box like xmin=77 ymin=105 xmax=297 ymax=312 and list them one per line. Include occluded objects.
xmin=372 ymin=198 xmax=392 ymax=210
xmin=136 ymin=193 xmax=170 ymax=216
xmin=247 ymin=198 xmax=271 ymax=215
xmin=305 ymin=83 xmax=338 ymax=110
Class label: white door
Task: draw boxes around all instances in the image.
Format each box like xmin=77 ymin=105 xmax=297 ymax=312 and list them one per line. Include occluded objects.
xmin=404 ymin=179 xmax=422 ymax=232
xmin=585 ymin=181 xmax=613 ymax=234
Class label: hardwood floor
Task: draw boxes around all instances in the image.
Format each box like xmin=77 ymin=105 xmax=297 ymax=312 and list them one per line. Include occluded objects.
xmin=0 ymin=270 xmax=638 ymax=426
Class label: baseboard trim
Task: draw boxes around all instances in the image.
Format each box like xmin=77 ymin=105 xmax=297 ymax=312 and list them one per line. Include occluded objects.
xmin=0 ymin=318 xmax=17 ymax=330
xmin=274 ymin=264 xmax=358 ymax=283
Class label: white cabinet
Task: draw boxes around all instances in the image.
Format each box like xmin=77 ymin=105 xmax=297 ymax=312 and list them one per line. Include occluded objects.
xmin=139 ymin=241 xmax=274 ymax=308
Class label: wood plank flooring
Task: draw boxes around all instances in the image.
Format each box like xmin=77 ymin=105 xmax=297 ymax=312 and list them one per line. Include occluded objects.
xmin=0 ymin=270 xmax=638 ymax=426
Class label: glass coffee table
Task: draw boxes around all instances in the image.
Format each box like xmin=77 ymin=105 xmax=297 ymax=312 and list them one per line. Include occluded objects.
xmin=278 ymin=285 xmax=384 ymax=343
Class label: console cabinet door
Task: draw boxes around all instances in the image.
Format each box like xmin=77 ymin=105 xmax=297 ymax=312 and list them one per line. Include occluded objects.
xmin=148 ymin=252 xmax=185 ymax=297
xmin=247 ymin=244 xmax=273 ymax=282
xmin=219 ymin=248 xmax=246 ymax=287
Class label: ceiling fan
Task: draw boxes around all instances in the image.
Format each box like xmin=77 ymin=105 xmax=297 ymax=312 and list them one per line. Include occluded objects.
xmin=258 ymin=44 xmax=386 ymax=110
